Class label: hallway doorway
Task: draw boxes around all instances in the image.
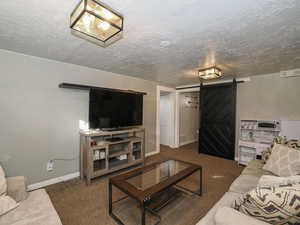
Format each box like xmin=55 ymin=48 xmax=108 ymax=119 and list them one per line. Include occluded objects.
xmin=178 ymin=91 xmax=200 ymax=147
xmin=156 ymin=86 xmax=176 ymax=152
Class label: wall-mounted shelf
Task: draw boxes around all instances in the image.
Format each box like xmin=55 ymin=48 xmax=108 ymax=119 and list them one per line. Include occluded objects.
xmin=59 ymin=82 xmax=147 ymax=95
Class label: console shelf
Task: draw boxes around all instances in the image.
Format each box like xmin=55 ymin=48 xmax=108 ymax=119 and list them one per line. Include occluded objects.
xmin=108 ymin=150 xmax=131 ymax=158
xmin=80 ymin=127 xmax=145 ymax=184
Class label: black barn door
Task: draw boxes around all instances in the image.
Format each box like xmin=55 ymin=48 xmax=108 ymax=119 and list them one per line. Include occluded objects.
xmin=198 ymin=81 xmax=237 ymax=160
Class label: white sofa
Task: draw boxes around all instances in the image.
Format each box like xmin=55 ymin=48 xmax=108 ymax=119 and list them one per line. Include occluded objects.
xmin=0 ymin=176 xmax=62 ymax=225
xmin=196 ymin=159 xmax=273 ymax=225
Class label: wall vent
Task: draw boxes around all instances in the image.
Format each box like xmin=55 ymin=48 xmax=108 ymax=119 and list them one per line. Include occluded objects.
xmin=280 ymin=69 xmax=300 ymax=78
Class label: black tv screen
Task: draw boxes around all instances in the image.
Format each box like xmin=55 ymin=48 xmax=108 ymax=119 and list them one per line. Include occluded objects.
xmin=89 ymin=89 xmax=143 ymax=129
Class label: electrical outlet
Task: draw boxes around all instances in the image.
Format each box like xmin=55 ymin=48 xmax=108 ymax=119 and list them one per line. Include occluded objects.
xmin=47 ymin=160 xmax=54 ymax=171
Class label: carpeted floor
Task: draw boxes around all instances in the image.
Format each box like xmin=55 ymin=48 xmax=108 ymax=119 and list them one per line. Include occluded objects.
xmin=46 ymin=143 xmax=243 ymax=225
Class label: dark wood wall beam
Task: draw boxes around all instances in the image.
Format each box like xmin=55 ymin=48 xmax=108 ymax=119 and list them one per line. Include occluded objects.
xmin=176 ymin=80 xmax=244 ymax=90
xmin=58 ymin=83 xmax=147 ymax=95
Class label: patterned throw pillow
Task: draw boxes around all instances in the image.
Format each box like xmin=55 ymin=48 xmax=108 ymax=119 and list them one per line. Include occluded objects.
xmin=258 ymin=175 xmax=300 ymax=187
xmin=234 ymin=183 xmax=300 ymax=225
xmin=273 ymin=136 xmax=288 ymax=145
xmin=261 ymin=137 xmax=288 ymax=164
xmin=263 ymin=144 xmax=300 ymax=177
xmin=262 ymin=147 xmax=272 ymax=163
xmin=287 ymin=140 xmax=300 ymax=150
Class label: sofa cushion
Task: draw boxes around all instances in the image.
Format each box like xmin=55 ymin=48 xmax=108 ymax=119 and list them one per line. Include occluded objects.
xmin=196 ymin=192 xmax=242 ymax=225
xmin=0 ymin=195 xmax=19 ymax=216
xmin=258 ymin=175 xmax=300 ymax=187
xmin=234 ymin=183 xmax=300 ymax=225
xmin=0 ymin=164 xmax=7 ymax=196
xmin=263 ymin=144 xmax=300 ymax=177
xmin=0 ymin=189 xmax=62 ymax=225
xmin=214 ymin=207 xmax=270 ymax=225
xmin=229 ymin=175 xmax=261 ymax=194
xmin=241 ymin=160 xmax=274 ymax=177
xmin=6 ymin=176 xmax=29 ymax=202
xmin=247 ymin=159 xmax=264 ymax=170
xmin=241 ymin=166 xmax=274 ymax=176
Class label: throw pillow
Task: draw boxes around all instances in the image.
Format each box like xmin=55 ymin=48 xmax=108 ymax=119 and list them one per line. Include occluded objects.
xmin=261 ymin=147 xmax=272 ymax=163
xmin=263 ymin=144 xmax=300 ymax=177
xmin=0 ymin=195 xmax=19 ymax=216
xmin=261 ymin=136 xmax=288 ymax=164
xmin=287 ymin=140 xmax=300 ymax=150
xmin=0 ymin=164 xmax=7 ymax=196
xmin=258 ymin=175 xmax=300 ymax=187
xmin=234 ymin=183 xmax=300 ymax=225
xmin=273 ymin=136 xmax=288 ymax=145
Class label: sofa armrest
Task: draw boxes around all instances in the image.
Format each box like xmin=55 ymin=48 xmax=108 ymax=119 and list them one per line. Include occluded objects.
xmin=6 ymin=176 xmax=29 ymax=202
xmin=215 ymin=207 xmax=270 ymax=225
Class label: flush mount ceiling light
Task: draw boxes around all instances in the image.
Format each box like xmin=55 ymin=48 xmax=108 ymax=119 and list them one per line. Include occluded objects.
xmin=198 ymin=66 xmax=222 ymax=80
xmin=70 ymin=0 xmax=123 ymax=47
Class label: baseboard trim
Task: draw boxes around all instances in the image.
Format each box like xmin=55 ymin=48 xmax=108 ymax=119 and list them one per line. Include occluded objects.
xmin=27 ymin=172 xmax=80 ymax=191
xmin=145 ymin=151 xmax=159 ymax=157
xmin=28 ymin=151 xmax=161 ymax=191
xmin=179 ymin=139 xmax=197 ymax=147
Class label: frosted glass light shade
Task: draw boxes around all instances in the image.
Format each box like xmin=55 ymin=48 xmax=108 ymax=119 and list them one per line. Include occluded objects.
xmin=198 ymin=66 xmax=222 ymax=80
xmin=70 ymin=0 xmax=123 ymax=47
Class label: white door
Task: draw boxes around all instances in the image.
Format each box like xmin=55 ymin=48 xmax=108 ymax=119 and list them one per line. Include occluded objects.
xmin=160 ymin=94 xmax=171 ymax=146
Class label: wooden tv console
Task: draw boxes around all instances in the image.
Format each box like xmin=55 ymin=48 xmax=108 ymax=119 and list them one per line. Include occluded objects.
xmin=79 ymin=127 xmax=145 ymax=184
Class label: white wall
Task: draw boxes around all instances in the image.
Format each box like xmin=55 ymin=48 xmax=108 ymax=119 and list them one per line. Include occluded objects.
xmin=0 ymin=49 xmax=159 ymax=184
xmin=235 ymin=72 xmax=300 ymax=156
xmin=179 ymin=92 xmax=199 ymax=146
xmin=281 ymin=120 xmax=300 ymax=140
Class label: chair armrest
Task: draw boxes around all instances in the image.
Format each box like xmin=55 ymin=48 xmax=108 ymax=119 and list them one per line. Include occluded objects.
xmin=6 ymin=176 xmax=29 ymax=202
xmin=215 ymin=207 xmax=270 ymax=225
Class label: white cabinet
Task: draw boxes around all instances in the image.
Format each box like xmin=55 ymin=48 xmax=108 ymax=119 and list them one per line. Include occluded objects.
xmin=238 ymin=120 xmax=281 ymax=165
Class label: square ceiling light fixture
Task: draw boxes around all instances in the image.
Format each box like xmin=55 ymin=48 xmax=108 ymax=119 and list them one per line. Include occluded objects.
xmin=198 ymin=66 xmax=222 ymax=80
xmin=70 ymin=0 xmax=123 ymax=47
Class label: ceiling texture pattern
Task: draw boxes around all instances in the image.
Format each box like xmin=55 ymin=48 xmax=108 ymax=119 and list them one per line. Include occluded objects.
xmin=0 ymin=0 xmax=300 ymax=85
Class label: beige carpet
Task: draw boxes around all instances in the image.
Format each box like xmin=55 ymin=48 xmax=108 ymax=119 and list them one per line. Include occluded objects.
xmin=46 ymin=143 xmax=243 ymax=225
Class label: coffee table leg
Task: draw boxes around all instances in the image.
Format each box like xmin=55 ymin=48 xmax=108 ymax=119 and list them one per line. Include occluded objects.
xmin=109 ymin=181 xmax=112 ymax=215
xmin=141 ymin=200 xmax=146 ymax=225
xmin=109 ymin=181 xmax=126 ymax=225
xmin=199 ymin=168 xmax=203 ymax=196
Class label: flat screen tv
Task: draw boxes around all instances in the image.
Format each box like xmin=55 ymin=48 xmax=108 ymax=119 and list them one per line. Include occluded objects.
xmin=89 ymin=89 xmax=143 ymax=129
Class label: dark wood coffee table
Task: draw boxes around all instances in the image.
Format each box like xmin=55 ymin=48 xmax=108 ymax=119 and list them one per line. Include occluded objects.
xmin=108 ymin=159 xmax=202 ymax=225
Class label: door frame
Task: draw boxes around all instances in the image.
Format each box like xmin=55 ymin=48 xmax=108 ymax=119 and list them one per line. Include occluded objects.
xmin=156 ymin=86 xmax=176 ymax=153
xmin=175 ymin=87 xmax=200 ymax=148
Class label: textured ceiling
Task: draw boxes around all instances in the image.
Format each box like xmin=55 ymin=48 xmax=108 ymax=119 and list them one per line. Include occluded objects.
xmin=0 ymin=0 xmax=300 ymax=85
